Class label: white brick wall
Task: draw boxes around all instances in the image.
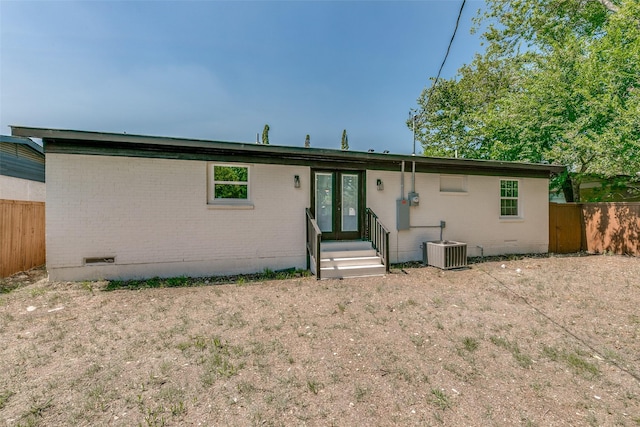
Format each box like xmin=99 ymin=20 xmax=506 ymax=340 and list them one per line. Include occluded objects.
xmin=46 ymin=154 xmax=310 ymax=280
xmin=47 ymin=152 xmax=550 ymax=280
xmin=366 ymin=170 xmax=549 ymax=263
xmin=0 ymin=175 xmax=46 ymax=202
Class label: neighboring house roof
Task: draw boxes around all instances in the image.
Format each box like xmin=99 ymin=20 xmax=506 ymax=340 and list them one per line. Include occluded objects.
xmin=10 ymin=126 xmax=566 ymax=178
xmin=0 ymin=135 xmax=45 ymax=182
xmin=579 ymin=174 xmax=640 ymax=202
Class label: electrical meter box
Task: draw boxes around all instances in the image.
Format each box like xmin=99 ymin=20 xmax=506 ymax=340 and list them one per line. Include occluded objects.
xmin=408 ymin=192 xmax=420 ymax=206
xmin=397 ymin=199 xmax=410 ymax=230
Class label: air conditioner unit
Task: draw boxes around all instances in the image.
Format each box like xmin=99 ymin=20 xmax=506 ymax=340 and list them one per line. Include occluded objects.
xmin=424 ymin=241 xmax=467 ymax=270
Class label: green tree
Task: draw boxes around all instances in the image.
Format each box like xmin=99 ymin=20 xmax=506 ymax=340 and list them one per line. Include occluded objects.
xmin=413 ymin=0 xmax=640 ymax=201
xmin=341 ymin=129 xmax=349 ymax=151
xmin=262 ymin=124 xmax=270 ymax=145
xmin=305 ymin=134 xmax=311 ymax=148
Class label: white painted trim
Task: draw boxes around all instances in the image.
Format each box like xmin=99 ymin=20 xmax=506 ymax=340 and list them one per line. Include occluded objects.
xmin=207 ymin=163 xmax=251 ymax=204
xmin=439 ymin=192 xmax=469 ymax=197
xmin=207 ymin=203 xmax=255 ymax=210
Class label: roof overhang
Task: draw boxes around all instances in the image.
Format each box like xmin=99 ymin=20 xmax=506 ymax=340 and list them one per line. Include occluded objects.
xmin=11 ymin=126 xmax=566 ymax=178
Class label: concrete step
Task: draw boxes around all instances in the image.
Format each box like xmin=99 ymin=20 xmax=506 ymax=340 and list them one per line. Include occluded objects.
xmin=321 ymin=240 xmax=373 ymax=252
xmin=321 ymin=255 xmax=383 ymax=268
xmin=321 ymin=249 xmax=378 ymax=259
xmin=320 ymin=263 xmax=386 ymax=279
xmin=312 ymin=240 xmax=386 ymax=279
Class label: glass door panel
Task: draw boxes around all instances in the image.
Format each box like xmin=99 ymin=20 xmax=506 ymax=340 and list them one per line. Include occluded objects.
xmin=315 ymin=173 xmax=333 ymax=233
xmin=341 ymin=174 xmax=358 ymax=232
xmin=313 ymin=170 xmax=362 ymax=240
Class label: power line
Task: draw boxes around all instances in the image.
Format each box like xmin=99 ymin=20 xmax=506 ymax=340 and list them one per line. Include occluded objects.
xmin=433 ymin=0 xmax=467 ymax=88
xmin=412 ymin=0 xmax=467 ymax=120
xmin=480 ymin=267 xmax=640 ymax=383
xmin=412 ymin=0 xmax=467 ymax=153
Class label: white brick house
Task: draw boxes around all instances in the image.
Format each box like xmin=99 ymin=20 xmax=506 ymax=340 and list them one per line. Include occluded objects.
xmin=11 ymin=126 xmax=565 ymax=281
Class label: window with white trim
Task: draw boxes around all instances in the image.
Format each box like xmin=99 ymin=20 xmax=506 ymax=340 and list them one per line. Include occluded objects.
xmin=209 ymin=164 xmax=250 ymax=204
xmin=500 ymin=179 xmax=519 ymax=217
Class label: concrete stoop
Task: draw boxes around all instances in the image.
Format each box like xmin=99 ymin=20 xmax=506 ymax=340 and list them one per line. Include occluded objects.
xmin=311 ymin=240 xmax=386 ymax=279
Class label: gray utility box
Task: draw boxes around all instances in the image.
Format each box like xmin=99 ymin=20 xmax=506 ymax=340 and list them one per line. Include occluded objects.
xmin=396 ymin=199 xmax=410 ymax=230
xmin=423 ymin=241 xmax=467 ymax=270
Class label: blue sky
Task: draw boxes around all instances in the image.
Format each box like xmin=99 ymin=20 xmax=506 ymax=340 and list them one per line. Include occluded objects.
xmin=1 ymin=0 xmax=486 ymax=154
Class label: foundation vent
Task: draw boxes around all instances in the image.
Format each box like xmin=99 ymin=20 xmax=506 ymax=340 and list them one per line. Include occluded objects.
xmin=84 ymin=257 xmax=115 ymax=265
xmin=424 ymin=241 xmax=467 ymax=270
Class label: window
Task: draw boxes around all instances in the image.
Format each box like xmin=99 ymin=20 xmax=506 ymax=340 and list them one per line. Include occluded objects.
xmin=500 ymin=179 xmax=519 ymax=217
xmin=440 ymin=175 xmax=467 ymax=193
xmin=209 ymin=164 xmax=250 ymax=204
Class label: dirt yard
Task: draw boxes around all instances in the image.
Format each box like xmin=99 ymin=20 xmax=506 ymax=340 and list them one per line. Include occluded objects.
xmin=1 ymin=255 xmax=639 ymax=426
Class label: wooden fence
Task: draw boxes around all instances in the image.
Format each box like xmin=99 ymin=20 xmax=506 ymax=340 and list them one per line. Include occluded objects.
xmin=549 ymin=202 xmax=640 ymax=256
xmin=549 ymin=203 xmax=583 ymax=254
xmin=0 ymin=199 xmax=45 ymax=277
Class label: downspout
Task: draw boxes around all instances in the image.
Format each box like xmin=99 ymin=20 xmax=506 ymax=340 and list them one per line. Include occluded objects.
xmin=399 ymin=161 xmax=405 ymax=263
xmin=400 ymin=161 xmax=405 ymax=200
xmin=412 ymin=161 xmax=416 ymax=195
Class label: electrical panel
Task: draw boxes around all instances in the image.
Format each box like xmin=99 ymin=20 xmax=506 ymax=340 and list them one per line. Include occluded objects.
xmin=397 ymin=199 xmax=410 ymax=230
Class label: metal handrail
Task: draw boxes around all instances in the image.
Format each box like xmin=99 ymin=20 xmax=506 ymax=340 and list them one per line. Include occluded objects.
xmin=365 ymin=208 xmax=391 ymax=273
xmin=305 ymin=208 xmax=322 ymax=280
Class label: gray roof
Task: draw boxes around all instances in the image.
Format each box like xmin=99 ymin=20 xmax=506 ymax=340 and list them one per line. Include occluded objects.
xmin=0 ymin=134 xmax=45 ymax=182
xmin=1 ymin=135 xmax=44 ymax=154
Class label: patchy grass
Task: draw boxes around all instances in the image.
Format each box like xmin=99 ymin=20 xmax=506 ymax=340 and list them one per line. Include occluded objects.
xmin=0 ymin=256 xmax=638 ymax=425
xmin=462 ymin=336 xmax=480 ymax=352
xmin=542 ymin=345 xmax=600 ymax=378
xmin=306 ymin=379 xmax=322 ymax=395
xmin=490 ymin=335 xmax=533 ymax=369
xmin=104 ymin=268 xmax=310 ymax=291
xmin=0 ymin=390 xmax=14 ymax=410
xmin=430 ymin=388 xmax=452 ymax=410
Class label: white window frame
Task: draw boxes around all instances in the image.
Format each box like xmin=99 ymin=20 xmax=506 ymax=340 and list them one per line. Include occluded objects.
xmin=500 ymin=179 xmax=520 ymax=218
xmin=208 ymin=163 xmax=253 ymax=207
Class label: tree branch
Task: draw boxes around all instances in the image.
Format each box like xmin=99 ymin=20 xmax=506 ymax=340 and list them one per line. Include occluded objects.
xmin=593 ymin=0 xmax=620 ymax=13
xmin=595 ymin=0 xmax=640 ymax=30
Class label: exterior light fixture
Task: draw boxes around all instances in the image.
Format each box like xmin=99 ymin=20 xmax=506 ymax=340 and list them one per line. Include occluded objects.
xmin=376 ymin=179 xmax=383 ymax=191
xmin=294 ymin=175 xmax=300 ymax=188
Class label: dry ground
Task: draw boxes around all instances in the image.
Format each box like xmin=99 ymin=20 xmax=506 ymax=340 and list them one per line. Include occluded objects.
xmin=1 ymin=255 xmax=639 ymax=426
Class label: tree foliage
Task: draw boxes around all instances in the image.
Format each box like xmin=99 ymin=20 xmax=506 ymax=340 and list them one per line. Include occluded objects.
xmin=413 ymin=0 xmax=640 ymax=200
xmin=341 ymin=129 xmax=349 ymax=151
xmin=305 ymin=134 xmax=311 ymax=148
xmin=213 ymin=165 xmax=248 ymax=199
xmin=262 ymin=124 xmax=270 ymax=145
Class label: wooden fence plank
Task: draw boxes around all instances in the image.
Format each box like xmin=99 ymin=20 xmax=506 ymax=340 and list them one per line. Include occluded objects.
xmin=0 ymin=199 xmax=45 ymax=277
xmin=549 ymin=203 xmax=583 ymax=253
xmin=549 ymin=203 xmax=557 ymax=253
xmin=582 ymin=202 xmax=640 ymax=256
xmin=549 ymin=202 xmax=640 ymax=256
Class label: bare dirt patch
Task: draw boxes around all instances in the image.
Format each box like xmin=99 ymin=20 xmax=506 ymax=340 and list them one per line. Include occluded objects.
xmin=1 ymin=255 xmax=639 ymax=426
